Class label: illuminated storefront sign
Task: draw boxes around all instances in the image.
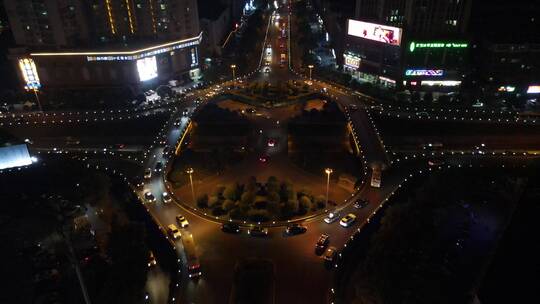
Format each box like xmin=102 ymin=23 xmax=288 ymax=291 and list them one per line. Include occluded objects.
xmin=421 ymin=80 xmax=461 ymax=87
xmin=409 ymin=41 xmax=468 ymax=52
xmin=344 ymin=53 xmax=361 ymax=68
xmin=378 ymin=76 xmax=395 ymax=84
xmin=18 ymin=58 xmax=41 ymax=90
xmin=405 ymin=69 xmax=444 ymax=77
xmin=527 ymin=85 xmax=540 ymax=94
xmin=30 ymin=32 xmax=202 ymax=62
xmin=498 ymin=86 xmax=516 ymax=92
xmin=137 ymin=56 xmax=158 ymax=82
xmin=348 ymin=19 xmax=402 ymax=46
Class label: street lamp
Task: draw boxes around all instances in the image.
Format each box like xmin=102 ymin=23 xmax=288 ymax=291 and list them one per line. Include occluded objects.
xmin=325 ymin=168 xmax=333 ymax=205
xmin=308 ymin=64 xmax=314 ymax=81
xmin=230 ymin=64 xmax=237 ymax=87
xmin=186 ymin=167 xmax=195 ymax=203
xmin=25 ymin=86 xmax=43 ymax=112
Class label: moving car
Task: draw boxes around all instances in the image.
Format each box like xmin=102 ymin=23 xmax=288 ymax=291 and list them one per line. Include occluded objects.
xmin=248 ymin=226 xmax=269 ymax=237
xmin=144 ymin=191 xmax=156 ymax=203
xmin=148 ymin=251 xmax=157 ymax=267
xmin=285 ymin=224 xmax=307 ymax=236
xmin=162 ymin=192 xmax=172 ymax=203
xmin=267 ymin=139 xmax=276 ymax=147
xmin=259 ymin=155 xmax=269 ymax=163
xmin=162 ymin=146 xmax=171 ymax=156
xmin=221 ymin=223 xmax=241 ymax=233
xmin=353 ymin=200 xmax=369 ymax=209
xmin=144 ymin=168 xmax=152 ymax=179
xmin=315 ymin=234 xmax=330 ymax=255
xmin=154 ymin=161 xmax=163 ymax=172
xmin=428 ymin=159 xmax=445 ymax=166
xmin=182 ymin=109 xmax=189 ymax=116
xmin=340 ymin=213 xmax=357 ymax=228
xmin=323 ymin=246 xmax=337 ymax=263
xmin=175 ymin=214 xmax=189 ymax=228
xmin=167 ymin=224 xmax=182 ymax=239
xmin=324 ymin=212 xmax=341 ymax=224
xmin=173 ymin=118 xmax=181 ymax=126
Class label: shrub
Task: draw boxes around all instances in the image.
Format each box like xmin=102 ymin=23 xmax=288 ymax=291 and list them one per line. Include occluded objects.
xmin=211 ymin=206 xmax=226 ymax=216
xmin=248 ymin=210 xmax=270 ymax=222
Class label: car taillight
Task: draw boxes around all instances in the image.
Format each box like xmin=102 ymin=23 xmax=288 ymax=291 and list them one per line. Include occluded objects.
xmin=189 ymin=264 xmax=200 ymax=270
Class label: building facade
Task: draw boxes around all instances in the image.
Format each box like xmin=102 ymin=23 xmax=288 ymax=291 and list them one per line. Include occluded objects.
xmin=4 ymin=0 xmax=201 ymax=92
xmin=344 ymin=0 xmax=471 ymax=93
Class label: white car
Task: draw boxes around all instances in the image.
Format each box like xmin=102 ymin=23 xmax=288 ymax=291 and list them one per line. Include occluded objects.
xmin=340 ymin=213 xmax=357 ymax=227
xmin=175 ymin=214 xmax=189 ymax=228
xmin=324 ymin=212 xmax=341 ymax=224
xmin=162 ymin=192 xmax=172 ymax=203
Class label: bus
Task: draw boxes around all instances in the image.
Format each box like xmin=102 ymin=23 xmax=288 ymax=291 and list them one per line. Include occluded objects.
xmin=182 ymin=233 xmax=201 ymax=278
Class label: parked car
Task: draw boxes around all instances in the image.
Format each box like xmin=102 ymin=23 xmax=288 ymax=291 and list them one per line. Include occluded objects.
xmin=315 ymin=234 xmax=330 ymax=255
xmin=221 ymin=223 xmax=241 ymax=233
xmin=248 ymin=226 xmax=269 ymax=237
xmin=339 ymin=213 xmax=357 ymax=227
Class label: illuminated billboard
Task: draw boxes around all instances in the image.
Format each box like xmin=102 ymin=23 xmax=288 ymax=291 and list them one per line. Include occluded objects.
xmin=0 ymin=144 xmax=32 ymax=170
xmin=421 ymin=80 xmax=461 ymax=87
xmin=527 ymin=85 xmax=540 ymax=94
xmin=405 ymin=69 xmax=444 ymax=77
xmin=137 ymin=56 xmax=158 ymax=82
xmin=344 ymin=53 xmax=361 ymax=68
xmin=18 ymin=58 xmax=41 ymax=90
xmin=348 ymin=19 xmax=402 ymax=46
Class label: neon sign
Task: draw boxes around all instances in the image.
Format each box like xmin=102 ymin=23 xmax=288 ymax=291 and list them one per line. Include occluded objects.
xmin=405 ymin=69 xmax=444 ymax=77
xmin=409 ymin=42 xmax=468 ymax=52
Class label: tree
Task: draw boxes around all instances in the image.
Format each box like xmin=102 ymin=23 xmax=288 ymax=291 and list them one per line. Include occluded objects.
xmin=196 ymin=194 xmax=209 ymax=208
xmin=299 ymin=195 xmax=313 ymax=213
xmin=224 ymin=183 xmax=240 ymax=201
xmin=265 ymin=176 xmax=279 ymax=191
xmin=315 ymin=195 xmax=326 ymax=209
xmin=100 ymin=218 xmax=148 ymax=304
xmin=223 ymin=199 xmax=236 ymax=212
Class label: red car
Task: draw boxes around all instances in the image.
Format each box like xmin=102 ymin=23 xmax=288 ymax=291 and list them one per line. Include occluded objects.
xmin=259 ymin=155 xmax=269 ymax=163
xmin=267 ymin=139 xmax=276 ymax=147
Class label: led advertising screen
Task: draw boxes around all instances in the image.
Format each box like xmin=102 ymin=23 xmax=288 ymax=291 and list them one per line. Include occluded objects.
xmin=137 ymin=56 xmax=158 ymax=82
xmin=348 ymin=19 xmax=402 ymax=46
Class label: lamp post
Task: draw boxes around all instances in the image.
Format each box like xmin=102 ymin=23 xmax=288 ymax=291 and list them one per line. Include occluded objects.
xmin=186 ymin=167 xmax=195 ymax=203
xmin=325 ymin=168 xmax=333 ymax=205
xmin=230 ymin=64 xmax=237 ymax=87
xmin=308 ymin=64 xmax=314 ymax=81
xmin=26 ymin=86 xmax=43 ymax=112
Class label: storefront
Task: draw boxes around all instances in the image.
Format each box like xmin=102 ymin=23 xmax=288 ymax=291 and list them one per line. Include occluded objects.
xmin=12 ymin=32 xmax=203 ymax=92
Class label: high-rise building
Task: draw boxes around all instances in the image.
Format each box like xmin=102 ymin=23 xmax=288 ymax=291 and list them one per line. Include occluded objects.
xmin=4 ymin=0 xmax=202 ymax=92
xmin=469 ymin=0 xmax=540 ymax=99
xmin=344 ymin=0 xmax=471 ymax=95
